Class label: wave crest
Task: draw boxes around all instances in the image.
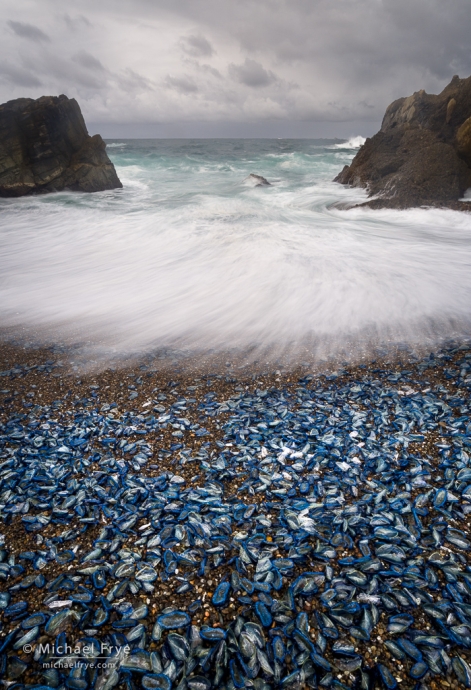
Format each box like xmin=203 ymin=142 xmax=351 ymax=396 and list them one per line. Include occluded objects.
xmin=333 ymin=136 xmax=366 ymax=149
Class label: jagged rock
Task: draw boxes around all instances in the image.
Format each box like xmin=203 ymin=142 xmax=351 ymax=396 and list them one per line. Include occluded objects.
xmin=446 ymin=98 xmax=457 ymax=124
xmin=457 ymin=116 xmax=471 ymax=166
xmin=247 ymin=173 xmax=271 ymax=186
xmin=334 ymin=74 xmax=471 ymax=209
xmin=0 ymin=94 xmax=122 ymax=197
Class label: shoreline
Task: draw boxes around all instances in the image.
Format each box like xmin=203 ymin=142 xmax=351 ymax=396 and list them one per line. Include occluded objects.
xmin=1 ymin=339 xmax=471 ymax=689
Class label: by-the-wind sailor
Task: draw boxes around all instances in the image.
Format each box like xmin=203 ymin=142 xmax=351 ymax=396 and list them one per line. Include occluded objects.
xmin=200 ymin=627 xmax=226 ymax=641
xmin=387 ymin=613 xmax=414 ymax=634
xmin=157 ymin=611 xmax=190 ymax=630
xmin=21 ymin=612 xmax=46 ymax=629
xmin=409 ymin=661 xmax=428 ymax=679
xmin=12 ymin=626 xmax=39 ymax=650
xmin=452 ymin=656 xmax=471 ymax=687
xmin=377 ymin=663 xmax=398 ymax=689
xmin=212 ymin=581 xmax=231 ymax=606
xmin=45 ymin=609 xmax=80 ymax=635
xmin=255 ymin=601 xmax=272 ymax=627
xmin=291 ymin=572 xmax=319 ymax=596
xmin=434 ymin=488 xmax=448 ymax=507
xmin=141 ymin=673 xmax=172 ymax=690
xmin=187 ymin=677 xmax=212 ymax=690
xmin=166 ymin=633 xmax=190 ymax=661
xmin=121 ymin=651 xmax=152 ymax=673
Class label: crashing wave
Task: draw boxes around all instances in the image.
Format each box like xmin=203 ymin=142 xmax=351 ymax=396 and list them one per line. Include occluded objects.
xmin=333 ymin=136 xmax=366 ymax=149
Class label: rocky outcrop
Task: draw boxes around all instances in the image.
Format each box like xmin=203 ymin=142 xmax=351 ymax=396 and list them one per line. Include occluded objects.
xmin=0 ymin=94 xmax=122 ymax=197
xmin=247 ymin=173 xmax=271 ymax=186
xmin=334 ymin=75 xmax=471 ymax=209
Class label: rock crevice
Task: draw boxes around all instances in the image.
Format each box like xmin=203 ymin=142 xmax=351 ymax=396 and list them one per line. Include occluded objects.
xmin=0 ymin=94 xmax=122 ymax=197
xmin=335 ymin=74 xmax=471 ymax=209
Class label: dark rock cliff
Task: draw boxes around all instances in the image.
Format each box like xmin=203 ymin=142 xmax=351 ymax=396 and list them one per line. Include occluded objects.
xmin=334 ymin=75 xmax=471 ymax=209
xmin=0 ymin=94 xmax=122 ymax=197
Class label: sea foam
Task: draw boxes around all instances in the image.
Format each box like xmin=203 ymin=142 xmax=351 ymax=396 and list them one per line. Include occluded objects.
xmin=1 ymin=139 xmax=470 ymax=365
xmin=333 ymin=135 xmax=366 ymax=149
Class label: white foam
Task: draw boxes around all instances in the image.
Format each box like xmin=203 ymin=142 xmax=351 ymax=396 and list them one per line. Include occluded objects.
xmin=1 ymin=145 xmax=470 ymax=365
xmin=333 ymin=136 xmax=366 ymax=149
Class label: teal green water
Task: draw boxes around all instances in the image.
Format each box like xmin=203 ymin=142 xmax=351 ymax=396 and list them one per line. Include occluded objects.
xmin=106 ymin=138 xmax=360 ymax=209
xmin=1 ymin=138 xmax=471 ymax=362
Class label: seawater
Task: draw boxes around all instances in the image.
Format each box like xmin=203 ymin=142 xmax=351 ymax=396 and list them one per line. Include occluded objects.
xmin=1 ymin=137 xmax=471 ymax=364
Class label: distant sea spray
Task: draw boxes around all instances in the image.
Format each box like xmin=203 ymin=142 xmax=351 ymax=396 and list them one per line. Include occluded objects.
xmin=332 ymin=136 xmax=366 ymax=149
xmin=1 ymin=138 xmax=471 ymax=366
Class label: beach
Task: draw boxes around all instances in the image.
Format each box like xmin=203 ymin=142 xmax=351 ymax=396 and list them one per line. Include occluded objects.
xmin=2 ymin=0 xmax=471 ymax=684
xmin=2 ymin=138 xmax=471 ymax=688
xmin=1 ymin=337 xmax=471 ymax=689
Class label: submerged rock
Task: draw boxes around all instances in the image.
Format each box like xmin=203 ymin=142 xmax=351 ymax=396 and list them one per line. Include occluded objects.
xmin=0 ymin=94 xmax=122 ymax=196
xmin=334 ymin=74 xmax=471 ymax=209
xmin=247 ymin=173 xmax=271 ymax=186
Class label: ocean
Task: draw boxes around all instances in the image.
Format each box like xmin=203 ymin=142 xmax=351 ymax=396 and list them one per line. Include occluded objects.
xmin=1 ymin=137 xmax=471 ymax=366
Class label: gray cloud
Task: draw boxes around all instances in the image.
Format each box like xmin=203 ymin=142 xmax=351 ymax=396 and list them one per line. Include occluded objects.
xmin=117 ymin=69 xmax=154 ymax=93
xmin=33 ymin=53 xmax=107 ymax=90
xmin=228 ymin=58 xmax=276 ymax=88
xmin=61 ymin=14 xmax=92 ymax=31
xmin=198 ymin=63 xmax=222 ymax=79
xmin=72 ymin=51 xmax=104 ymax=71
xmin=1 ymin=0 xmax=471 ymax=136
xmin=180 ymin=34 xmax=213 ymax=58
xmin=0 ymin=62 xmax=42 ymax=87
xmin=165 ymin=74 xmax=198 ymax=94
xmin=7 ymin=20 xmax=50 ymax=42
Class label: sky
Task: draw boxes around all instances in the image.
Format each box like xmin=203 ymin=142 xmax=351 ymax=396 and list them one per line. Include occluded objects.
xmin=1 ymin=0 xmax=471 ymax=138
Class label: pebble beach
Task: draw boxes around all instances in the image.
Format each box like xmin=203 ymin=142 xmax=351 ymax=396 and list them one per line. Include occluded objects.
xmin=1 ymin=340 xmax=471 ymax=690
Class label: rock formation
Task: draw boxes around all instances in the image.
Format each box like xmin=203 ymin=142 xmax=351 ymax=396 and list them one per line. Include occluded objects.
xmin=247 ymin=173 xmax=271 ymax=186
xmin=334 ymin=75 xmax=471 ymax=209
xmin=0 ymin=94 xmax=122 ymax=197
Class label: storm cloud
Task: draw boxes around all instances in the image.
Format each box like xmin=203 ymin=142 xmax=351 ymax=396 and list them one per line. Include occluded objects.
xmin=72 ymin=51 xmax=105 ymax=72
xmin=0 ymin=61 xmax=42 ymax=88
xmin=1 ymin=0 xmax=471 ymax=137
xmin=229 ymin=59 xmax=276 ymax=88
xmin=180 ymin=34 xmax=214 ymax=58
xmin=7 ymin=20 xmax=50 ymax=42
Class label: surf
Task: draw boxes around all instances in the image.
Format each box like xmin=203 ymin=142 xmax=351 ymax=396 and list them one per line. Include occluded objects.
xmin=1 ymin=138 xmax=470 ymax=365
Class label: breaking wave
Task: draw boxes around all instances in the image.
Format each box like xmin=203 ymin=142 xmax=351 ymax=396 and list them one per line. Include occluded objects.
xmin=1 ymin=138 xmax=470 ymax=366
xmin=333 ymin=136 xmax=366 ymax=149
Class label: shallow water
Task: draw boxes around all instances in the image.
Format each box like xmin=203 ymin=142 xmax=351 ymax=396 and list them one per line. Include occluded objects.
xmin=1 ymin=137 xmax=471 ymax=364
